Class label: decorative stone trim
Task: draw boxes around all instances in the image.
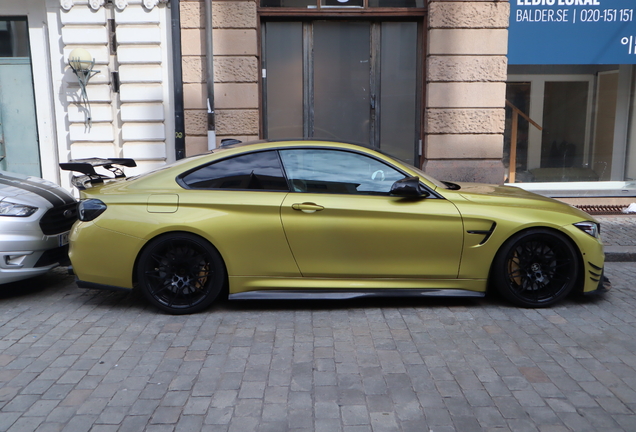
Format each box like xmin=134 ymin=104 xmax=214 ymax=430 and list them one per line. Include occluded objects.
xmin=60 ymin=0 xmax=74 ymax=11
xmin=143 ymin=0 xmax=160 ymax=10
xmin=115 ymin=0 xmax=129 ymax=11
xmin=89 ymin=0 xmax=105 ymax=11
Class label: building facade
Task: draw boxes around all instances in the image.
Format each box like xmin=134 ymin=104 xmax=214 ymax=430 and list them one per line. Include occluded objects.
xmin=181 ymin=0 xmax=509 ymax=185
xmin=0 ymin=0 xmax=175 ymax=190
xmin=3 ymin=0 xmax=635 ymax=199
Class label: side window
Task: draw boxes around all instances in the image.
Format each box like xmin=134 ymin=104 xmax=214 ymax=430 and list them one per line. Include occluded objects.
xmin=279 ymin=149 xmax=405 ymax=195
xmin=180 ymin=151 xmax=289 ymax=191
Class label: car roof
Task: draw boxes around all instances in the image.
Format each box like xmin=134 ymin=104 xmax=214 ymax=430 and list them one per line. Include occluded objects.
xmin=214 ymin=138 xmax=377 ymax=153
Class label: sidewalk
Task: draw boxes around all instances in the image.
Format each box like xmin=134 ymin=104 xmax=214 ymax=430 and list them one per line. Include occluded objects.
xmin=595 ymin=215 xmax=636 ymax=261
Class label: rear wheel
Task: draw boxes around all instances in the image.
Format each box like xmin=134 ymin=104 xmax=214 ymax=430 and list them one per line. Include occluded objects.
xmin=137 ymin=233 xmax=225 ymax=314
xmin=492 ymin=229 xmax=579 ymax=307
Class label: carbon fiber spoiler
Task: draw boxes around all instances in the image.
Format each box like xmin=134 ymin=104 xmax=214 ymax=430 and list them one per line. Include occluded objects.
xmin=60 ymin=158 xmax=137 ymax=190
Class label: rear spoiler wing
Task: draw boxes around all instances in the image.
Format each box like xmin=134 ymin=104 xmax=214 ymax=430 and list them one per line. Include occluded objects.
xmin=60 ymin=158 xmax=136 ymax=190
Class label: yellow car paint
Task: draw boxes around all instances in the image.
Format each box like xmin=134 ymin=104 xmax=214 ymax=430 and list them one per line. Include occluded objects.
xmin=65 ymin=140 xmax=606 ymax=310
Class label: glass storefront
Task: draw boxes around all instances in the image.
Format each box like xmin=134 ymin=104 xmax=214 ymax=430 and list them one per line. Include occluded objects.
xmin=504 ymin=65 xmax=635 ymax=187
xmin=507 ymin=0 xmax=636 ymax=195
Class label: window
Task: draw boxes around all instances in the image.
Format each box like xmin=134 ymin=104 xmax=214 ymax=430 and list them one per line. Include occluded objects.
xmin=505 ymin=65 xmax=636 ymax=184
xmin=180 ymin=151 xmax=289 ymax=191
xmin=279 ymin=149 xmax=405 ymax=195
xmin=0 ymin=18 xmax=29 ymax=58
xmin=260 ymin=0 xmax=424 ymax=8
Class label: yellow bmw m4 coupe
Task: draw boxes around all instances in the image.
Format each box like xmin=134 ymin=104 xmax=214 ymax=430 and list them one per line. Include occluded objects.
xmin=61 ymin=140 xmax=608 ymax=314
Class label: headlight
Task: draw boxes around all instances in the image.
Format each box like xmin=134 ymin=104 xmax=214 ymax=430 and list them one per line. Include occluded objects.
xmin=0 ymin=201 xmax=37 ymax=217
xmin=78 ymin=199 xmax=107 ymax=221
xmin=574 ymin=221 xmax=600 ymax=238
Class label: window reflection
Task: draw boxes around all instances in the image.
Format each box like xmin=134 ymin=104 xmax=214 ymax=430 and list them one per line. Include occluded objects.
xmin=280 ymin=149 xmax=405 ymax=195
xmin=0 ymin=19 xmax=29 ymax=58
xmin=181 ymin=151 xmax=289 ymax=191
xmin=505 ymin=65 xmax=636 ymax=184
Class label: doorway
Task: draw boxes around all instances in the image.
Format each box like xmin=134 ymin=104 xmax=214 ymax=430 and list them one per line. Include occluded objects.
xmin=0 ymin=17 xmax=40 ymax=176
xmin=505 ymin=74 xmax=595 ymax=183
xmin=262 ymin=20 xmax=421 ymax=165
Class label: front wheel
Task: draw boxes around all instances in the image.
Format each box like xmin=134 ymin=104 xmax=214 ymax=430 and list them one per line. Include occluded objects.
xmin=492 ymin=229 xmax=579 ymax=308
xmin=137 ymin=233 xmax=225 ymax=314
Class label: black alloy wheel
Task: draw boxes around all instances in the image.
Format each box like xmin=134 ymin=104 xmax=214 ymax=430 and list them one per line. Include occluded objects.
xmin=137 ymin=233 xmax=225 ymax=314
xmin=492 ymin=229 xmax=579 ymax=307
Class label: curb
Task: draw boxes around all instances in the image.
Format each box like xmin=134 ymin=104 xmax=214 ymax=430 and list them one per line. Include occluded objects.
xmin=604 ymin=247 xmax=636 ymax=262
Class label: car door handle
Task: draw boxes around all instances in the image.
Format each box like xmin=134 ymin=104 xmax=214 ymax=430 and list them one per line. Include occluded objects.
xmin=292 ymin=202 xmax=324 ymax=213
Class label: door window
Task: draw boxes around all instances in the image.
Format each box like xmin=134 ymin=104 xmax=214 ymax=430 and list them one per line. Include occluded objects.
xmin=279 ymin=148 xmax=405 ymax=194
xmin=180 ymin=151 xmax=289 ymax=191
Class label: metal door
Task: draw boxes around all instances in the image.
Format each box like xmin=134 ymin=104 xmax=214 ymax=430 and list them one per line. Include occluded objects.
xmin=0 ymin=17 xmax=40 ymax=176
xmin=263 ymin=20 xmax=420 ymax=165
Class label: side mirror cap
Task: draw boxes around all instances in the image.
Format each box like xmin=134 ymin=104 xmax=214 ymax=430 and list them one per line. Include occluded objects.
xmin=390 ymin=176 xmax=430 ymax=198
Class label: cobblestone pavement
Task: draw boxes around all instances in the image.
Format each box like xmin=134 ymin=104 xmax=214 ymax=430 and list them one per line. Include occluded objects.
xmin=1 ymin=265 xmax=636 ymax=432
xmin=595 ymin=216 xmax=636 ymax=247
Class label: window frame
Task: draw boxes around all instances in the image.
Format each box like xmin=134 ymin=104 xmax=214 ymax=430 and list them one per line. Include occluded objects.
xmin=177 ymin=146 xmax=441 ymax=198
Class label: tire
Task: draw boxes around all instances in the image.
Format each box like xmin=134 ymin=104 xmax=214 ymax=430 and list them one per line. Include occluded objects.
xmin=137 ymin=233 xmax=225 ymax=314
xmin=492 ymin=229 xmax=579 ymax=308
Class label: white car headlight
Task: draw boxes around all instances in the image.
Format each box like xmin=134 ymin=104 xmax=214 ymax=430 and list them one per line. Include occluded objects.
xmin=573 ymin=221 xmax=600 ymax=238
xmin=0 ymin=201 xmax=38 ymax=217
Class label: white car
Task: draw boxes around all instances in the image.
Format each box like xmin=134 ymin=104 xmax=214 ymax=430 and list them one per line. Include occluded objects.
xmin=0 ymin=170 xmax=77 ymax=284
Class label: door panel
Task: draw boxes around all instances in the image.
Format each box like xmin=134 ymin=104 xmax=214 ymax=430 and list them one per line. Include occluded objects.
xmin=379 ymin=22 xmax=418 ymax=165
xmin=176 ymin=190 xmax=301 ymax=278
xmin=264 ymin=22 xmax=303 ymax=139
xmin=281 ymin=193 xmax=463 ymax=278
xmin=262 ymin=19 xmax=420 ymax=163
xmin=313 ymin=21 xmax=371 ymax=144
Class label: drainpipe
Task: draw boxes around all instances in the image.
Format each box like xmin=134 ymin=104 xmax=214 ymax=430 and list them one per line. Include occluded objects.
xmin=171 ymin=0 xmax=186 ymax=160
xmin=204 ymin=0 xmax=216 ymax=150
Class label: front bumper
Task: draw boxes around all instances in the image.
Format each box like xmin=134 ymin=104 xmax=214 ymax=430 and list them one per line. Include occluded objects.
xmin=583 ymin=272 xmax=612 ymax=296
xmin=0 ymin=231 xmax=70 ymax=284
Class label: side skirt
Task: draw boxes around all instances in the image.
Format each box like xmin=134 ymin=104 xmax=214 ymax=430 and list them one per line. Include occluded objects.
xmin=229 ymin=289 xmax=485 ymax=301
xmin=76 ymin=279 xmax=133 ymax=292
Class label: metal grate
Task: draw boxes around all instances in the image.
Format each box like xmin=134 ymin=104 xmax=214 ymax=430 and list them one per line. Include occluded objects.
xmin=575 ymin=204 xmax=628 ymax=215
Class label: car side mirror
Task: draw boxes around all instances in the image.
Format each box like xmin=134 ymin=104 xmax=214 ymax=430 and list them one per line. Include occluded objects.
xmin=390 ymin=176 xmax=430 ymax=198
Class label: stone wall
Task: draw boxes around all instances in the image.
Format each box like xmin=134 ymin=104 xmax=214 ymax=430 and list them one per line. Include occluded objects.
xmin=180 ymin=0 xmax=259 ymax=156
xmin=424 ymin=0 xmax=509 ymax=184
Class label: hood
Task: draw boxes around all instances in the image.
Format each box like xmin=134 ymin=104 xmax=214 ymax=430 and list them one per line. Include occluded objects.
xmin=454 ymin=182 xmax=593 ymax=220
xmin=0 ymin=170 xmax=76 ymax=208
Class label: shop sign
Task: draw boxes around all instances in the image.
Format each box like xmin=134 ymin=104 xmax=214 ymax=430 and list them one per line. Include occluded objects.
xmin=509 ymin=0 xmax=636 ymax=64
